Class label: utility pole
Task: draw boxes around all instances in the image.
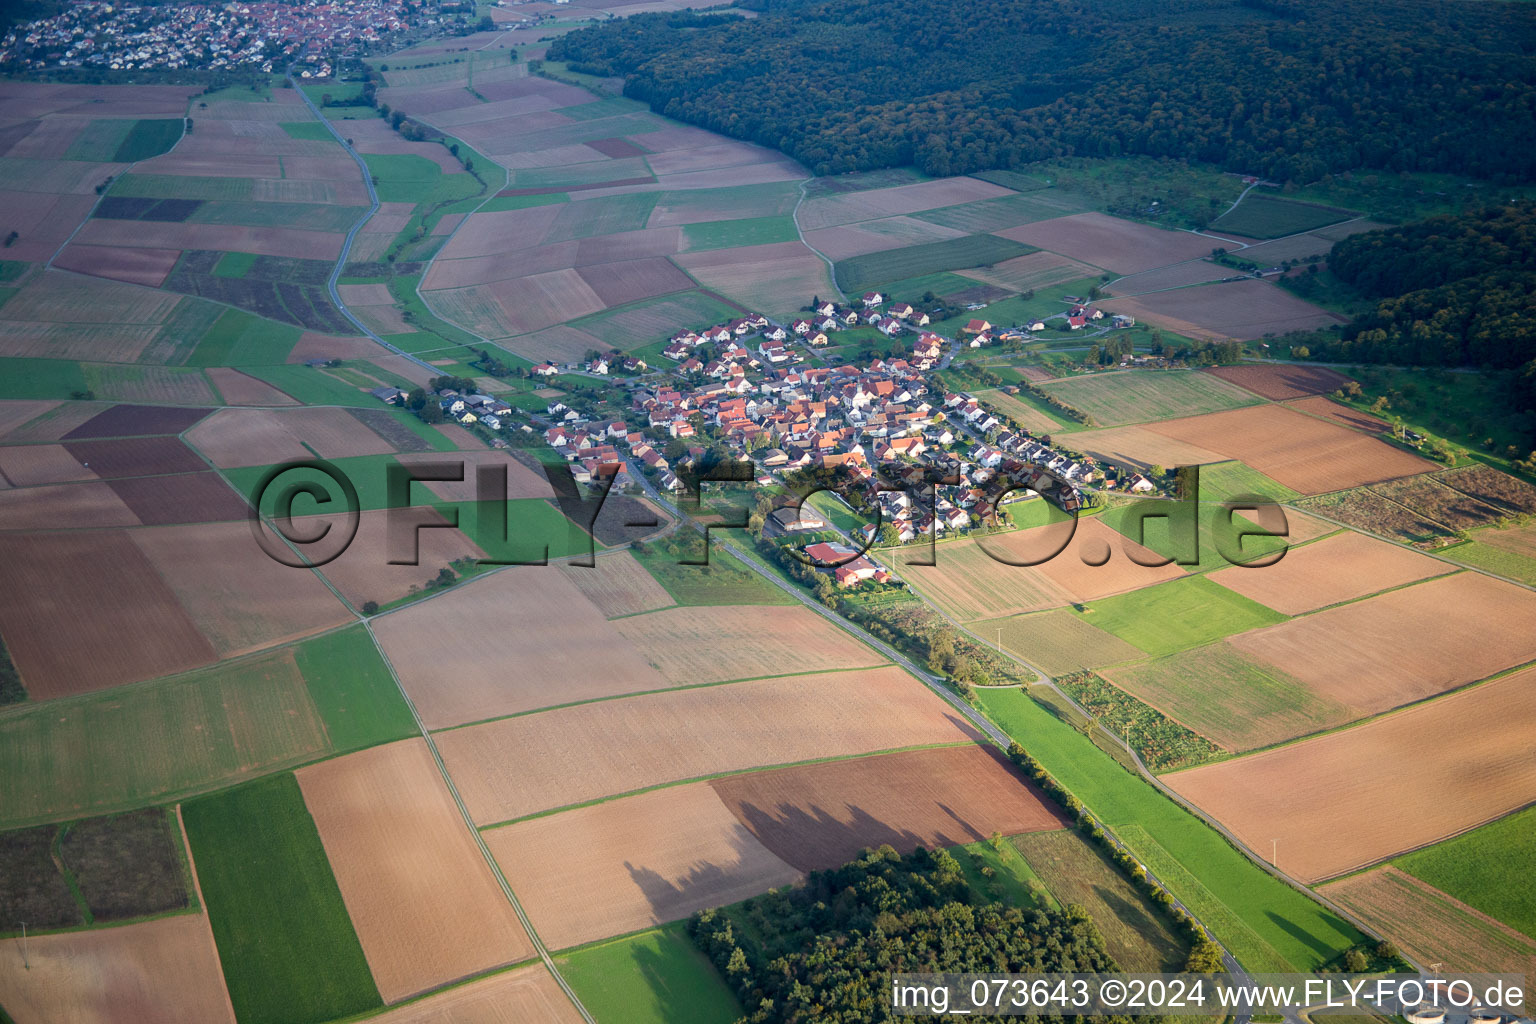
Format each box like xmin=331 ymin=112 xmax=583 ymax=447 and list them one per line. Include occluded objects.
xmin=1272 ymin=839 xmax=1278 ymax=868
xmin=20 ymin=922 xmax=27 ymax=969
xmin=996 ymin=627 xmax=1002 ymax=653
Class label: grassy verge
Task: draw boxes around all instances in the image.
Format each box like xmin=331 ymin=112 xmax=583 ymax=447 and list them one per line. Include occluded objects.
xmin=556 ymin=923 xmax=743 ymax=1024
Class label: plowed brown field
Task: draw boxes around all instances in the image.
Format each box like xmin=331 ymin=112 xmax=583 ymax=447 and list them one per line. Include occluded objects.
xmin=310 ymin=508 xmax=486 ymax=610
xmin=395 ymin=449 xmax=553 ymax=501
xmin=297 ymin=739 xmax=534 ymax=1003
xmin=485 ymin=782 xmax=802 ymax=950
xmin=711 ymin=745 xmax=1069 ymax=873
xmin=1210 ymin=529 xmax=1454 ymax=614
xmin=205 ymin=368 xmax=300 ymax=406
xmin=996 ymin=212 xmax=1216 ymax=274
xmin=0 ymin=443 xmax=97 ymax=486
xmin=1146 ymin=404 xmax=1436 ymax=494
xmin=130 ymin=521 xmax=352 ymax=657
xmin=561 ymin=549 xmax=674 ymax=618
xmin=611 ymin=604 xmax=884 ymax=684
xmin=0 ymin=480 xmax=140 ymax=530
xmin=1229 ymin=572 xmax=1536 ymax=715
xmin=374 ymin=566 xmax=669 ymax=728
xmin=438 ymin=666 xmax=978 ymax=824
xmin=361 ymin=964 xmax=584 ymax=1024
xmin=1204 ymin=364 xmax=1353 ymax=401
xmin=0 ymin=912 xmax=235 ymax=1024
xmin=1166 ymin=665 xmax=1536 ymax=881
xmin=0 ymin=529 xmax=214 ymax=697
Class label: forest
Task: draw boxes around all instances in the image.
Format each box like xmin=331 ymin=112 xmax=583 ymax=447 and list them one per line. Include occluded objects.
xmin=1303 ymin=203 xmax=1536 ymax=372
xmin=690 ymin=845 xmax=1127 ymax=1023
xmin=547 ymin=0 xmax=1536 ymax=183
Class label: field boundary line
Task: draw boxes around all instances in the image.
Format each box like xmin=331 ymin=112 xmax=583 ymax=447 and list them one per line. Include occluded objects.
xmin=474 ymin=740 xmax=980 ymax=831
xmin=359 ymin=620 xmax=597 ymax=1024
xmin=791 ymin=177 xmax=846 ymax=299
xmin=173 ymin=804 xmax=241 ymax=1024
xmin=430 ymin=661 xmax=895 ymax=733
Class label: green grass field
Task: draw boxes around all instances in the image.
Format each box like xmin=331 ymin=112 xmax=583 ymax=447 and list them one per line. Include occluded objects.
xmin=836 ymin=233 xmax=1036 ymax=293
xmin=184 ymin=773 xmax=381 ymax=1024
xmin=82 ymin=364 xmax=216 ymax=405
xmin=0 ymin=650 xmax=331 ymax=830
xmin=954 ymin=837 xmax=1053 ymax=910
xmin=1037 ymin=370 xmax=1258 ymax=427
xmin=912 ymin=191 xmax=1088 ymax=233
xmin=682 ymin=216 xmax=799 ymax=251
xmin=1097 ymin=642 xmax=1352 ymax=752
xmin=193 ymin=200 xmax=365 ymax=233
xmin=443 ymin=497 xmax=602 ymax=562
xmin=1012 ymin=827 xmax=1190 ymax=971
xmin=1393 ymin=805 xmax=1536 ymax=940
xmin=281 ymin=122 xmax=335 ymax=141
xmin=478 ymin=192 xmax=568 ymax=213
xmin=293 ymin=627 xmax=417 ymax=753
xmin=1075 ymin=575 xmax=1286 ymax=657
xmin=240 ymin=363 xmax=380 ymax=406
xmin=556 ymin=924 xmax=743 ymax=1024
xmin=975 ymin=609 xmax=1145 ymax=675
xmin=1099 ymin=498 xmax=1296 ymax=574
xmin=362 ymin=153 xmax=480 ymax=205
xmin=184 ymin=308 xmax=303 ymax=367
xmin=0 ymin=357 xmax=87 ymax=399
xmin=113 ymin=119 xmax=184 ymax=162
xmin=974 ymin=686 xmax=1361 ymax=970
xmin=1209 ymin=195 xmax=1356 ymax=239
xmin=110 ymin=172 xmax=255 ymax=201
xmin=544 ymin=192 xmax=660 ymax=243
xmin=227 ymin=453 xmax=405 ymax=514
xmin=1195 ymin=461 xmax=1301 ymax=504
xmin=632 ymin=542 xmax=795 ymax=606
xmin=1442 ymin=539 xmax=1536 ymax=585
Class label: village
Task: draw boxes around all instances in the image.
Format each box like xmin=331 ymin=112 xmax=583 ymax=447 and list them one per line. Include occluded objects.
xmin=370 ymin=290 xmax=1163 ymax=589
xmin=0 ymin=0 xmax=438 ymax=72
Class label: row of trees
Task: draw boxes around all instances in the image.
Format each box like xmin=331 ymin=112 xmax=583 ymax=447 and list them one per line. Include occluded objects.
xmin=547 ymin=0 xmax=1536 ymax=182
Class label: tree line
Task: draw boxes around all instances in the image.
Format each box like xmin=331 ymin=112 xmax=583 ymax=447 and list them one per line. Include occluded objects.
xmin=547 ymin=0 xmax=1536 ymax=182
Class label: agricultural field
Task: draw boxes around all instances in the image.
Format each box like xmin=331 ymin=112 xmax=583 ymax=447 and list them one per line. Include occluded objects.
xmin=296 ymin=739 xmax=533 ymax=1003
xmin=1322 ymin=867 xmax=1536 ymax=1000
xmin=558 ymin=925 xmax=743 ymax=1024
xmin=896 ymin=517 xmax=1184 ymax=622
xmin=1392 ymin=805 xmax=1536 ymax=940
xmin=183 ymin=773 xmax=381 ymax=1024
xmin=976 ymin=686 xmax=1361 ymax=970
xmin=1371 ymin=473 xmax=1511 ymax=532
xmin=435 ymin=665 xmax=978 ymax=824
xmin=631 ymin=539 xmax=796 ymax=606
xmin=1295 ymin=486 xmax=1456 ymax=545
xmin=1036 ymin=370 xmax=1258 ymax=427
xmin=1166 ymin=664 xmax=1536 ymax=882
xmin=1075 ymin=575 xmax=1286 ymax=658
xmin=1208 ymin=529 xmax=1454 ymax=615
xmin=610 ymin=603 xmax=885 ymax=684
xmin=362 ymin=965 xmax=586 ymax=1024
xmin=1204 ymin=363 xmax=1353 ymax=401
xmin=997 ymin=211 xmax=1217 ymax=274
xmin=1100 ymin=279 xmax=1342 ymax=342
xmin=58 ymin=807 xmax=191 ymax=923
xmin=1207 ymin=195 xmax=1356 ymax=238
xmin=1012 ymin=828 xmax=1191 ymax=970
xmin=0 ymin=912 xmax=236 ymax=1024
xmin=974 ymin=608 xmax=1146 ymax=675
xmin=1442 ymin=530 xmax=1536 ymax=585
xmin=834 ymin=233 xmax=1035 ymax=293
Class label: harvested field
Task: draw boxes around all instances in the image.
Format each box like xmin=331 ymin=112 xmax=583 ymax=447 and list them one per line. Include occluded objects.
xmin=0 ymin=912 xmax=235 ymax=1024
xmin=60 ymin=436 xmax=205 ymax=478
xmin=1146 ymin=404 xmax=1436 ymax=494
xmin=107 ymin=471 xmax=251 ymax=526
xmin=647 ymin=182 xmax=800 ymax=227
xmin=396 ymin=449 xmax=554 ymax=502
xmin=437 ymin=206 xmax=563 ymax=260
xmin=63 ymin=403 xmax=212 ymax=438
xmin=362 ymin=965 xmax=584 ymax=1024
xmin=434 ymin=270 xmax=605 ymax=337
xmin=74 ymin=219 xmax=345 ymax=261
xmin=1438 ymin=464 xmax=1536 ymax=515
xmin=485 ymin=782 xmax=802 ymax=950
xmin=1204 ymin=363 xmax=1353 ymax=401
xmin=795 ymin=177 xmax=1011 ymax=231
xmin=1166 ymin=665 xmax=1536 ymax=882
xmin=0 ymin=529 xmax=214 ymax=697
xmin=1209 ymin=529 xmax=1454 ymax=615
xmin=956 ymin=249 xmax=1102 ymax=294
xmin=1105 ymin=259 xmax=1232 ymax=295
xmin=0 ymin=193 xmax=96 ymax=262
xmin=2 ymin=271 xmax=181 ymax=325
xmin=977 ymin=389 xmax=1065 ymax=433
xmin=1322 ymin=867 xmax=1536 ymax=1001
xmin=0 ymin=480 xmax=141 ymax=530
xmin=0 ymin=400 xmax=61 ymax=439
xmin=898 ymin=518 xmax=1184 ymax=622
xmin=186 ymin=406 xmax=395 ymax=467
xmin=1294 ymin=487 xmax=1455 ymax=545
xmin=802 ymin=217 xmax=966 ymax=261
xmin=308 ymin=507 xmax=486 ymax=610
xmin=996 ymin=212 xmax=1216 ymax=274
xmin=1231 ymin=572 xmax=1536 ymax=717
xmin=1101 ymin=642 xmax=1355 ymax=752
xmin=1285 ymin=394 xmax=1389 ymax=434
xmin=0 ymin=443 xmax=98 ymax=486
xmin=561 ymin=549 xmax=675 ymax=617
xmin=674 ymin=241 xmax=835 ymax=316
xmin=1373 ymin=474 xmax=1510 ymax=532
xmin=84 ymin=365 xmax=218 ymax=405
xmin=1099 ymin=280 xmax=1342 ymax=341
xmin=205 ymin=367 xmax=299 ymax=406
xmin=54 ymin=244 xmax=182 ymax=287
xmin=576 ymin=257 xmax=692 ymax=306
xmin=1475 ymin=521 xmax=1536 ymax=560
xmin=1038 ymin=370 xmax=1257 ymax=427
xmin=297 ymin=739 xmax=533 ymax=1003
xmin=375 ymin=566 xmax=670 ymax=728
xmin=712 ymin=745 xmax=1068 ymax=873
xmin=131 ymin=521 xmax=352 ymax=656
xmin=437 ymin=666 xmax=977 ymax=824
xmin=1065 ymin=424 xmax=1227 ymax=472
xmin=973 ymin=609 xmax=1145 ymax=675
xmin=612 ymin=604 xmax=883 ymax=684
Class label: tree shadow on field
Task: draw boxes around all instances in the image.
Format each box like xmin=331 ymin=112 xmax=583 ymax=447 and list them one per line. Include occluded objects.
xmin=622 ymin=926 xmax=728 ymax=1023
xmin=721 ymin=799 xmax=973 ymax=874
xmin=1266 ymin=908 xmax=1351 ymax=962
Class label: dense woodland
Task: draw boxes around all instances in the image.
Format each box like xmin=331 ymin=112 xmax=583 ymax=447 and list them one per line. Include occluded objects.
xmin=549 ymin=0 xmax=1536 ymax=183
xmin=690 ymin=845 xmax=1127 ymax=1024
